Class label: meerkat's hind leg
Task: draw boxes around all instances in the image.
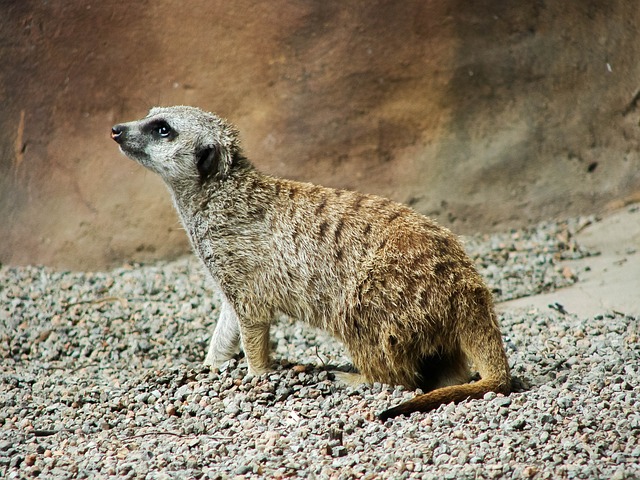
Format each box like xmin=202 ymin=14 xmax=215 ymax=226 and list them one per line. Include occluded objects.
xmin=204 ymin=298 xmax=241 ymax=369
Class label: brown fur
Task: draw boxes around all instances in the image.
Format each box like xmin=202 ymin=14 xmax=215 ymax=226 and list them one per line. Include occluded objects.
xmin=111 ymin=106 xmax=511 ymax=420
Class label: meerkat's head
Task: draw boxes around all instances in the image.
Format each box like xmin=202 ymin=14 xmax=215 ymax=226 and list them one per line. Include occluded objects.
xmin=111 ymin=106 xmax=242 ymax=185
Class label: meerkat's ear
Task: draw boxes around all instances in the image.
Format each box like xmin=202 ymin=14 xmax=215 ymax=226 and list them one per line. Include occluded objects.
xmin=196 ymin=145 xmax=232 ymax=182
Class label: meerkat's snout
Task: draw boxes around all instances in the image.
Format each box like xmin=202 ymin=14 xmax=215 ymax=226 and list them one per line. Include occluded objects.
xmin=111 ymin=125 xmax=125 ymax=143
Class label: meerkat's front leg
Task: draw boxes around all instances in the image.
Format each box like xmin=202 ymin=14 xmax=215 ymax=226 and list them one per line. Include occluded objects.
xmin=238 ymin=320 xmax=272 ymax=376
xmin=204 ymin=298 xmax=241 ymax=368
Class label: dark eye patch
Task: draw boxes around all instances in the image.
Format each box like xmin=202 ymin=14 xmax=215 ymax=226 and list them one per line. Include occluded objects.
xmin=145 ymin=120 xmax=176 ymax=140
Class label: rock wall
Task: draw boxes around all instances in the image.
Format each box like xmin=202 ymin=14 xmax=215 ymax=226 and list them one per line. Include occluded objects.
xmin=1 ymin=1 xmax=639 ymax=269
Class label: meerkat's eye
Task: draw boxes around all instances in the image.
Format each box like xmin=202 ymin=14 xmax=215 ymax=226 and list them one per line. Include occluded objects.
xmin=151 ymin=121 xmax=173 ymax=139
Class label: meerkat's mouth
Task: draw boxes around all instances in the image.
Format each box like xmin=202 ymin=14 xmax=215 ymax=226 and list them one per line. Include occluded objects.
xmin=119 ymin=145 xmax=152 ymax=167
xmin=112 ymin=124 xmax=153 ymax=166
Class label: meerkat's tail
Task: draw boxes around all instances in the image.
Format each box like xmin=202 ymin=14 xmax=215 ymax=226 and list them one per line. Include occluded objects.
xmin=378 ymin=376 xmax=509 ymax=421
xmin=378 ymin=294 xmax=511 ymax=421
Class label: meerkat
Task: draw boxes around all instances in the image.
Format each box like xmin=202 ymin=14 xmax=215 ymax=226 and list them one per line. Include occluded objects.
xmin=111 ymin=106 xmax=511 ymax=420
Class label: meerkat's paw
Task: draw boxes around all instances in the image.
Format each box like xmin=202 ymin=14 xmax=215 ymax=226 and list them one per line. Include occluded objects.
xmin=333 ymin=371 xmax=369 ymax=386
xmin=247 ymin=364 xmax=272 ymax=376
xmin=203 ymin=354 xmax=238 ymax=371
xmin=203 ymin=340 xmax=240 ymax=369
xmin=202 ymin=358 xmax=227 ymax=371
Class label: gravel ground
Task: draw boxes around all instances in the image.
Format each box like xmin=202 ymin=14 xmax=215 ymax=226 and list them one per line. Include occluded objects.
xmin=1 ymin=216 xmax=638 ymax=479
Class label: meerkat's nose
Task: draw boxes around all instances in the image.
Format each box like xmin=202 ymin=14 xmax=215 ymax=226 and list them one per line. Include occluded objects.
xmin=111 ymin=125 xmax=125 ymax=143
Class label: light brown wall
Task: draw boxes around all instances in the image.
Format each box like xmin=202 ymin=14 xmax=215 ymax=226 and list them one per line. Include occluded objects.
xmin=1 ymin=1 xmax=639 ymax=269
